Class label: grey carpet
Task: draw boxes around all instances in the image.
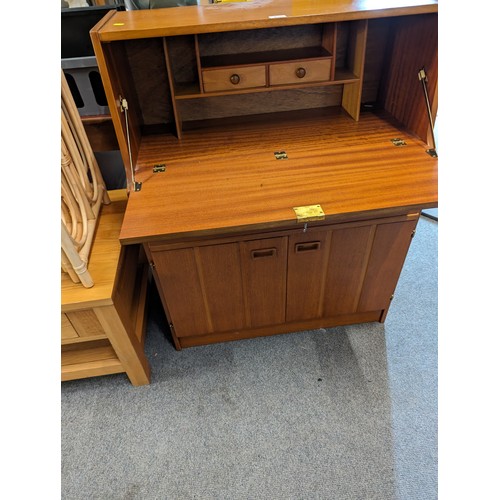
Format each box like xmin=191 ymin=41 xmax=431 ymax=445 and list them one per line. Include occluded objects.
xmin=61 ymin=216 xmax=437 ymax=500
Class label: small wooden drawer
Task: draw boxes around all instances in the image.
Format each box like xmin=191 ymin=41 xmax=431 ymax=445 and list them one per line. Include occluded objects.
xmin=202 ymin=65 xmax=266 ymax=92
xmin=269 ymin=59 xmax=332 ymax=86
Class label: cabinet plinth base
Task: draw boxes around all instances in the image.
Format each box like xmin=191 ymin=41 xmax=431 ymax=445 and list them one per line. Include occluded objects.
xmin=175 ymin=310 xmax=383 ymax=349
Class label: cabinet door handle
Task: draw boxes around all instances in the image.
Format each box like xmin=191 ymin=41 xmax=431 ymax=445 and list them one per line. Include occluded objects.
xmin=251 ymin=248 xmax=277 ymax=259
xmin=295 ymin=241 xmax=321 ymax=253
xmin=230 ymin=74 xmax=240 ymax=85
xmin=295 ymin=67 xmax=306 ymax=78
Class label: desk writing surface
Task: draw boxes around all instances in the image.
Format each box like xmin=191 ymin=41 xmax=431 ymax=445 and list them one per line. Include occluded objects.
xmin=118 ymin=110 xmax=437 ymax=244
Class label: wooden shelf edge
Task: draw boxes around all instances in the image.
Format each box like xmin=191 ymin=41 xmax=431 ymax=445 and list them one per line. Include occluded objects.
xmin=81 ymin=114 xmax=113 ymax=125
xmin=61 ymin=343 xmax=124 ymax=381
xmin=200 ymin=47 xmax=333 ymax=68
xmin=174 ymin=77 xmax=358 ymax=100
xmin=61 ymin=358 xmax=124 ymax=381
xmin=61 ymin=334 xmax=109 ymax=346
xmin=61 ymin=298 xmax=114 ymax=313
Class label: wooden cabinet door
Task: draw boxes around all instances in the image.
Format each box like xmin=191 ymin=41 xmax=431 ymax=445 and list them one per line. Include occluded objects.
xmin=322 ymin=224 xmax=376 ymax=316
xmin=150 ymin=216 xmax=416 ymax=342
xmin=240 ymin=237 xmax=287 ymax=327
xmin=151 ymin=242 xmax=246 ymax=338
xmin=357 ymin=219 xmax=418 ymax=312
xmin=286 ymin=231 xmax=332 ymax=321
xmin=286 ymin=224 xmax=376 ymax=320
xmin=287 ymin=217 xmax=418 ymax=321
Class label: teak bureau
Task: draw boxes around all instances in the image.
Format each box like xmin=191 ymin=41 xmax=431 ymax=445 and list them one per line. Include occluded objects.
xmin=91 ymin=0 xmax=438 ymax=349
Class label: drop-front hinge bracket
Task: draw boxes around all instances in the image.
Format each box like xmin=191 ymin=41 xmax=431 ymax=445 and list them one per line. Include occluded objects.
xmin=119 ymin=95 xmax=142 ymax=192
xmin=418 ymin=68 xmax=438 ymax=158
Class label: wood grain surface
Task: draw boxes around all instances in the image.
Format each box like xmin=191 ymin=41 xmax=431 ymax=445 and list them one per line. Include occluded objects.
xmin=119 ymin=108 xmax=437 ymax=244
xmin=95 ymin=0 xmax=438 ymax=41
xmin=62 ymin=189 xmax=127 ymax=310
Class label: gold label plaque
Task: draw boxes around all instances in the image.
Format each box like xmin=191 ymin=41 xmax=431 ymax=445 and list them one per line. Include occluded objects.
xmin=293 ymin=204 xmax=325 ymax=222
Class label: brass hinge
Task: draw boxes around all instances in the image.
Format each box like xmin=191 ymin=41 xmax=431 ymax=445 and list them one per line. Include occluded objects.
xmin=119 ymin=97 xmax=128 ymax=112
xmin=391 ymin=138 xmax=407 ymax=147
xmin=411 ymin=229 xmax=416 ymax=238
xmin=149 ymin=261 xmax=156 ymax=269
xmin=426 ymin=149 xmax=438 ymax=158
xmin=153 ymin=164 xmax=166 ymax=173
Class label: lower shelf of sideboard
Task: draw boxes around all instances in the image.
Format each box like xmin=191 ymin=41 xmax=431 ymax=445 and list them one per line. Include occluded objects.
xmin=61 ymin=340 xmax=124 ymax=381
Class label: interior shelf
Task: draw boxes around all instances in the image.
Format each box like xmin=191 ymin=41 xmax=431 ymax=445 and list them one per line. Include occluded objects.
xmin=200 ymin=46 xmax=333 ymax=68
xmin=61 ymin=340 xmax=123 ymax=381
xmin=174 ymin=77 xmax=358 ymax=100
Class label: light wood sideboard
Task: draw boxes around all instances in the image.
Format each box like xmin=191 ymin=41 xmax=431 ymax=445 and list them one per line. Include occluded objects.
xmin=90 ymin=0 xmax=438 ymax=349
xmin=61 ymin=190 xmax=150 ymax=384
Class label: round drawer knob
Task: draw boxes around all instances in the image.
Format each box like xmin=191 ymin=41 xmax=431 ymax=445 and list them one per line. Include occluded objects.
xmin=296 ymin=67 xmax=307 ymax=78
xmin=230 ymin=74 xmax=240 ymax=85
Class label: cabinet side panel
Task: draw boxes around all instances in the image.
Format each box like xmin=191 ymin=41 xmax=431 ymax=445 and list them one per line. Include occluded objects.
xmin=93 ymin=305 xmax=150 ymax=386
xmin=167 ymin=35 xmax=199 ymax=87
xmin=104 ymin=43 xmax=143 ymax=147
xmin=341 ymin=20 xmax=368 ymax=120
xmin=151 ymin=248 xmax=210 ymax=337
xmin=90 ymin=13 xmax=137 ymax=183
xmin=125 ymin=38 xmax=175 ymax=127
xmin=99 ymin=41 xmax=142 ymax=185
xmin=357 ymin=219 xmax=418 ymax=312
xmin=323 ymin=224 xmax=375 ymax=316
xmin=379 ymin=13 xmax=438 ymax=143
xmin=362 ymin=18 xmax=392 ymax=104
xmin=197 ymin=243 xmax=246 ymax=333
xmin=112 ymin=245 xmax=147 ymax=342
xmin=241 ymin=237 xmax=287 ymax=328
